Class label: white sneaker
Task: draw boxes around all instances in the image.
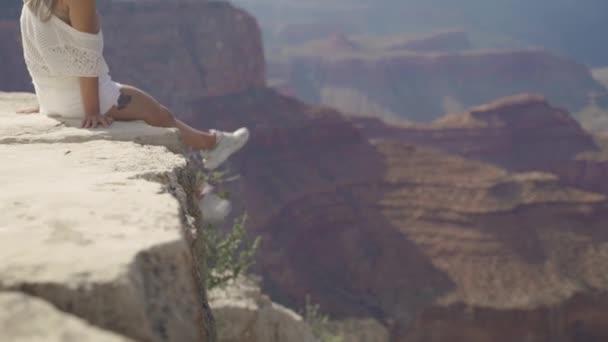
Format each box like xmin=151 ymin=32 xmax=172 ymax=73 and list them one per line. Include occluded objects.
xmin=199 ymin=192 xmax=232 ymax=224
xmin=202 ymin=127 xmax=250 ymax=170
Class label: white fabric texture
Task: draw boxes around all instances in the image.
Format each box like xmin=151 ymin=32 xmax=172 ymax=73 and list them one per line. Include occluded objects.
xmin=20 ymin=4 xmax=121 ymax=118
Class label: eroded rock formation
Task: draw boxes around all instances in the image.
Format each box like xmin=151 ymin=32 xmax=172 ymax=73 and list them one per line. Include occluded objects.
xmin=99 ymin=0 xmax=264 ymax=110
xmin=3 ymin=0 xmax=608 ymax=339
xmin=353 ymin=94 xmax=599 ymax=170
xmin=232 ymin=0 xmax=608 ymax=66
xmin=352 ymin=94 xmax=608 ymax=199
xmin=187 ymin=88 xmax=608 ymax=342
xmin=269 ymin=32 xmax=606 ymax=121
xmin=0 ymin=92 xmax=214 ymax=342
xmin=210 ymin=276 xmax=316 ymax=342
xmin=0 ymin=292 xmax=134 ymax=342
xmin=1 ymin=91 xmax=335 ymax=342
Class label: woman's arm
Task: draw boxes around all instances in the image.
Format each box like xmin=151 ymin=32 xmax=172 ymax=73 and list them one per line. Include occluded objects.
xmin=66 ymin=0 xmax=110 ymax=128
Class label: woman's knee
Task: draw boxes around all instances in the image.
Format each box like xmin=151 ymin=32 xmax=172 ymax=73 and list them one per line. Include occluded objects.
xmin=147 ymin=105 xmax=175 ymax=127
xmin=159 ymin=106 xmax=176 ymax=126
xmin=108 ymin=85 xmax=175 ymax=127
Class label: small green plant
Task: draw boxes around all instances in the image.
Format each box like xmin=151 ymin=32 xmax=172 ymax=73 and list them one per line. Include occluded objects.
xmin=194 ymin=169 xmax=261 ymax=290
xmin=304 ymin=296 xmax=344 ymax=342
xmin=204 ymin=215 xmax=261 ymax=289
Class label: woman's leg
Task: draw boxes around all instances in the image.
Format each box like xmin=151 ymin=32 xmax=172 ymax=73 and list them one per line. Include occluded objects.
xmin=106 ymin=85 xmax=217 ymax=150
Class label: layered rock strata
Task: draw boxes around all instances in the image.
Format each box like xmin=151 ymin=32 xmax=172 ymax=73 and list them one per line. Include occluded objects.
xmin=270 ymin=33 xmax=606 ymax=121
xmin=0 ymin=92 xmax=214 ymax=342
xmin=188 ymin=88 xmax=608 ymax=341
xmin=210 ymin=277 xmax=316 ymax=342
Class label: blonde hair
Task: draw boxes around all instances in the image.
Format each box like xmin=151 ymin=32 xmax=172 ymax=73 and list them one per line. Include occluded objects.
xmin=25 ymin=0 xmax=58 ymax=22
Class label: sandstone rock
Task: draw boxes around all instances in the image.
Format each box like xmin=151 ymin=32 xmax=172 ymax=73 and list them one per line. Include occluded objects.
xmin=0 ymin=92 xmax=214 ymax=342
xmin=233 ymin=0 xmax=608 ymax=66
xmin=271 ymin=40 xmax=606 ymax=120
xmin=353 ymin=93 xmax=608 ymax=199
xmin=210 ymin=277 xmax=316 ymax=342
xmin=547 ymin=148 xmax=608 ymax=196
xmin=187 ymin=88 xmax=608 ymax=341
xmin=354 ymin=94 xmax=599 ymax=171
xmin=0 ymin=292 xmax=134 ymax=342
xmin=103 ymin=0 xmax=265 ymax=114
xmin=0 ymin=93 xmax=183 ymax=152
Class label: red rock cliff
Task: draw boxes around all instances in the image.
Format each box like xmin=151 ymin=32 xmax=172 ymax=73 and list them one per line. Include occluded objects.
xmin=187 ymin=88 xmax=608 ymax=342
xmin=353 ymin=93 xmax=608 ymax=199
xmin=353 ymin=94 xmax=599 ymax=171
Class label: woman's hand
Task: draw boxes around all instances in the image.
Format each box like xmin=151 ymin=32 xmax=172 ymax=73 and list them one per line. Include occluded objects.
xmin=81 ymin=113 xmax=113 ymax=128
xmin=16 ymin=107 xmax=40 ymax=114
xmin=68 ymin=0 xmax=106 ymax=129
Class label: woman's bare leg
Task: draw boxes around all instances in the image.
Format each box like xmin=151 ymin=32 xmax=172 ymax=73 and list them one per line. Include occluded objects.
xmin=106 ymin=85 xmax=217 ymax=150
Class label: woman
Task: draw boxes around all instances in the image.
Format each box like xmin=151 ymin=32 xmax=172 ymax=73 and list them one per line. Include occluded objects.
xmin=18 ymin=0 xmax=249 ymax=171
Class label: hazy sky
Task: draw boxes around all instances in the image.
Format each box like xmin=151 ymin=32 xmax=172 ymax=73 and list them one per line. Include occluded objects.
xmin=231 ymin=0 xmax=608 ymax=66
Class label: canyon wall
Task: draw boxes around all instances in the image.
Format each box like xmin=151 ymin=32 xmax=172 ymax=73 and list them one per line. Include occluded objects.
xmin=352 ymin=94 xmax=599 ymax=170
xmin=232 ymin=0 xmax=608 ymax=66
xmin=270 ymin=33 xmax=606 ymax=121
xmin=0 ymin=91 xmax=324 ymax=342
xmin=187 ymin=89 xmax=608 ymax=341
xmin=3 ymin=1 xmax=608 ymax=340
xmin=353 ymin=93 xmax=608 ymax=199
xmin=209 ymin=276 xmax=317 ymax=342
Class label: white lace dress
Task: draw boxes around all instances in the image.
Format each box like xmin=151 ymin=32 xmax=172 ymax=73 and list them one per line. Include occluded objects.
xmin=20 ymin=4 xmax=121 ymax=118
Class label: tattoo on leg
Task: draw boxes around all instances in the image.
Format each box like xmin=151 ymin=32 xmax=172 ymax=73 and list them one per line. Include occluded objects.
xmin=116 ymin=91 xmax=132 ymax=110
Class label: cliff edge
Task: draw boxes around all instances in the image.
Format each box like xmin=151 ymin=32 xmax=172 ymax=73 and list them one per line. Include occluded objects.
xmin=0 ymin=92 xmax=214 ymax=342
